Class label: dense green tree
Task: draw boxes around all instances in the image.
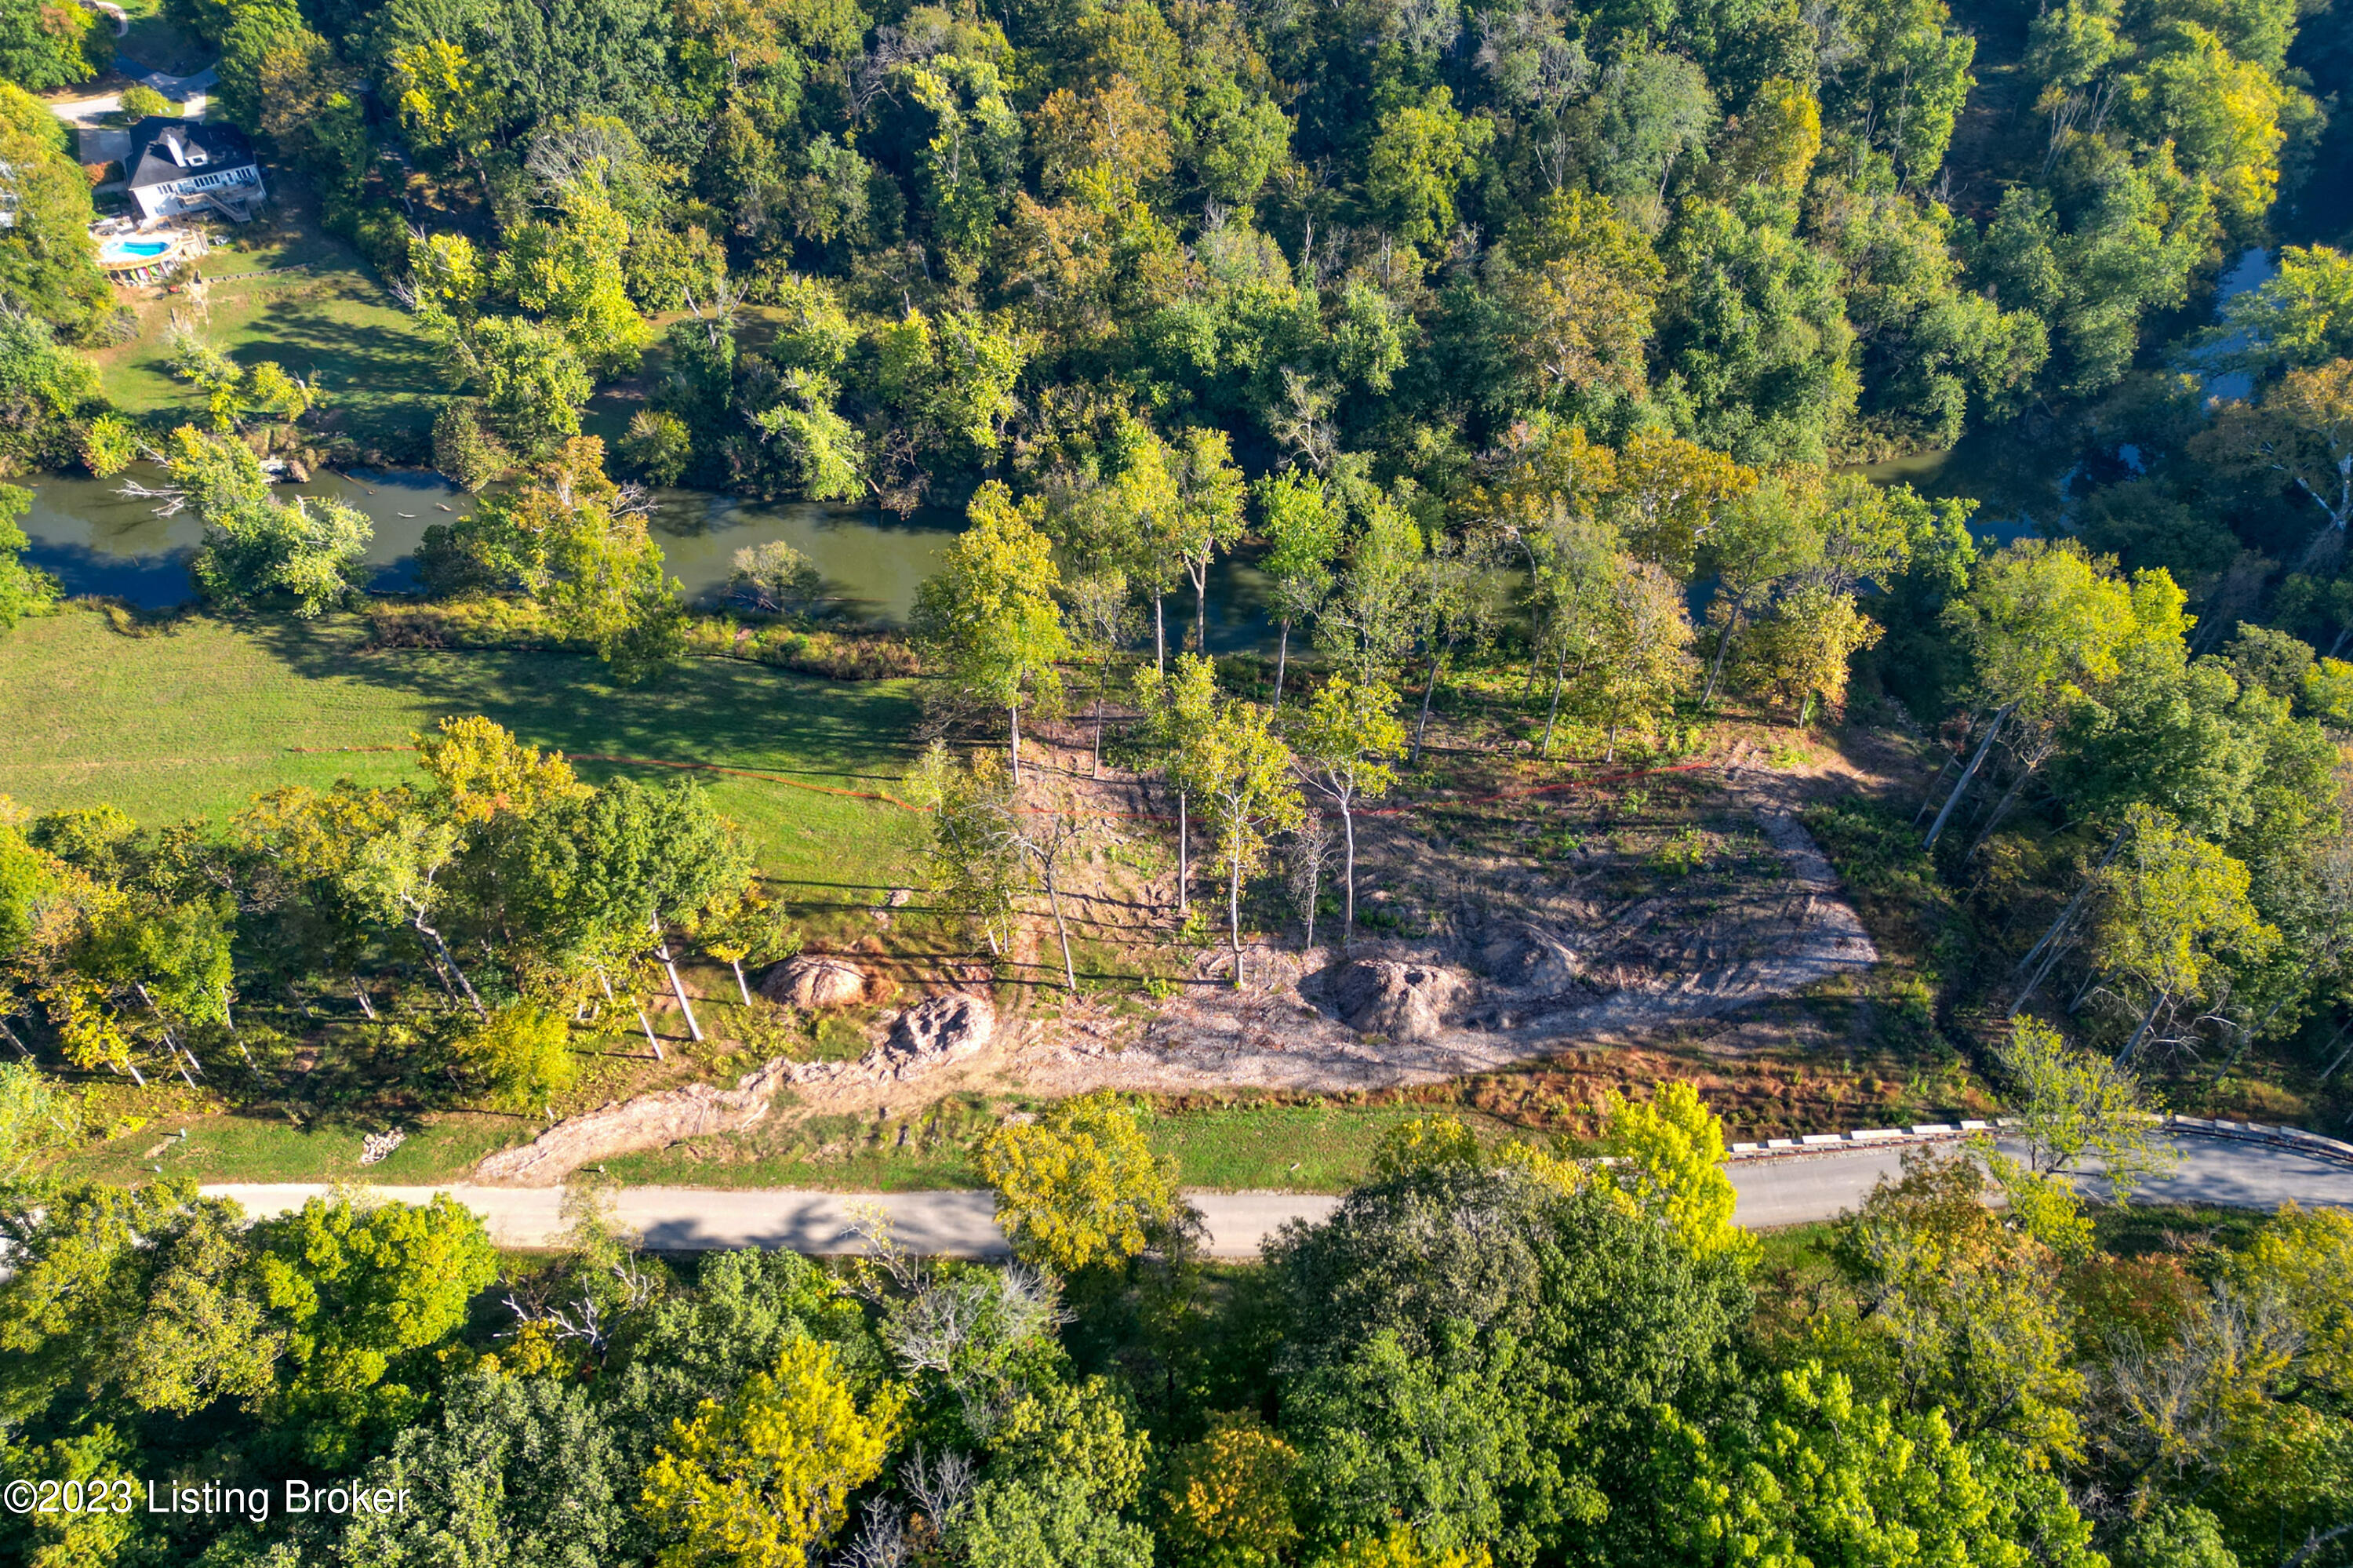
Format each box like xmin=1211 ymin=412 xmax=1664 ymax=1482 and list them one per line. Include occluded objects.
xmin=1657 ymin=1362 xmax=2104 ymax=1568
xmin=0 ymin=85 xmax=112 ymax=340
xmin=343 ymin=1370 xmax=632 ymax=1568
xmin=477 ymin=0 xmax=678 ymax=137
xmin=252 ymin=1192 xmax=498 ymax=1464
xmin=0 ymin=0 xmax=106 ymax=89
xmin=494 ymin=180 xmax=651 ymax=377
xmin=2220 ymin=245 xmax=2353 ymax=373
xmin=1826 ymin=1151 xmax=2089 ymax=1467
xmin=1269 ymin=1163 xmax=1751 ymax=1564
xmin=0 ymin=482 xmax=55 ymax=629
xmin=159 ymin=427 xmax=375 ymax=618
xmin=1828 ymin=191 xmax=2048 ymax=453
xmin=1656 ymin=195 xmax=1859 ymax=465
xmin=1972 ymin=142 xmax=2210 ymax=399
xmin=1926 ymin=541 xmax=2189 ymax=849
xmin=955 ymin=1378 xmax=1157 ymax=1568
xmin=1995 ymin=1017 xmax=2179 ymax=1196
xmin=2086 ymin=804 xmax=2277 ymax=1062
xmin=911 ymin=482 xmax=1068 ymax=784
xmin=602 ymin=1247 xmax=876 ymax=1468
xmin=1364 ymin=85 xmax=1493 ymax=254
xmin=0 ymin=1180 xmax=278 ymax=1426
xmin=0 ymin=308 xmax=107 ymax=475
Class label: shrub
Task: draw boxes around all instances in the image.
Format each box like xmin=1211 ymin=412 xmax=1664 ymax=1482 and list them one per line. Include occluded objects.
xmin=79 ymin=413 xmax=139 ymax=476
xmin=618 ymin=409 xmax=691 ymax=487
xmin=432 ymin=398 xmax=507 ymax=493
xmin=682 ymin=616 xmax=922 ymax=679
xmin=364 ymin=594 xmax=566 ymax=649
xmin=117 ymin=85 xmax=176 ymax=121
xmin=460 ymin=1004 xmax=577 ymax=1114
xmin=726 ymin=538 xmax=824 ymax=616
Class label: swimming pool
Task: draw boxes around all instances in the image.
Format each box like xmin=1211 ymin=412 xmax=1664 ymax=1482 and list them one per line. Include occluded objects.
xmin=101 ymin=238 xmax=170 ymax=263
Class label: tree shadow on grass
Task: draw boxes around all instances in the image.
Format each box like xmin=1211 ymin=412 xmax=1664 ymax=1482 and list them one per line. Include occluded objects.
xmin=238 ymin=617 xmax=931 ymax=784
xmin=224 ymin=290 xmax=447 ymax=445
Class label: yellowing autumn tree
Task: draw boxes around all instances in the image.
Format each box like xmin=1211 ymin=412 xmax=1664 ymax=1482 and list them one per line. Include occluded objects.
xmin=1499 ymin=190 xmax=1665 ymax=406
xmin=415 ymin=715 xmax=588 ymax=826
xmin=639 ymin=1338 xmax=904 ymax=1568
xmin=1160 ymin=1412 xmax=1302 ymax=1568
xmin=977 ymin=1091 xmax=1187 ymax=1273
xmin=1603 ymin=1081 xmax=1744 ymax=1256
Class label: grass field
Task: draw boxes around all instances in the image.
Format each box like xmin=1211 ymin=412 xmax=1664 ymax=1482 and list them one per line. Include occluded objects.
xmin=88 ymin=187 xmax=446 ymax=455
xmin=52 ymin=1096 xmax=1520 ymax=1194
xmin=598 ymin=1098 xmax=1534 ymax=1193
xmin=59 ymin=1108 xmax=537 ymax=1187
xmin=0 ymin=608 xmax=930 ymax=887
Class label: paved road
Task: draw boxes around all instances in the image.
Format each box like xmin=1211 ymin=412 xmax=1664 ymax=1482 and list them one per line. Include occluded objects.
xmin=201 ymin=1133 xmax=2353 ymax=1257
xmin=202 ymin=1183 xmax=1337 ymax=1257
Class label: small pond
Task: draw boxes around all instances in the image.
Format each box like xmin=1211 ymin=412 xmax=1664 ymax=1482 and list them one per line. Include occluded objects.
xmin=17 ymin=467 xmax=1281 ymax=647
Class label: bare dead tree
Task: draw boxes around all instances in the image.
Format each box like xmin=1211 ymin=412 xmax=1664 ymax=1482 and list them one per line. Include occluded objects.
xmin=904 ymin=1446 xmax=977 ymax=1533
xmin=1009 ymin=776 xmax=1107 ymax=994
xmin=1284 ymin=814 xmax=1337 ymax=949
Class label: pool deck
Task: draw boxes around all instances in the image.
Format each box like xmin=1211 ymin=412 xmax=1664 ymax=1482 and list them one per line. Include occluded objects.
xmin=93 ymin=226 xmax=205 ymax=281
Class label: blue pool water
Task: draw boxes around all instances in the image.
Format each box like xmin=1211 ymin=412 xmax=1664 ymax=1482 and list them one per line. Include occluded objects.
xmin=104 ymin=240 xmax=170 ymax=261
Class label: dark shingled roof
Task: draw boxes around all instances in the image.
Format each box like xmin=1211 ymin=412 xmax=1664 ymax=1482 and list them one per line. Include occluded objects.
xmin=124 ymin=118 xmax=260 ymax=192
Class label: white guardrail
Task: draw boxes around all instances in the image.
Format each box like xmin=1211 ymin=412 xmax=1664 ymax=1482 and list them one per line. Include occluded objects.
xmin=1726 ymin=1115 xmax=2353 ymax=1171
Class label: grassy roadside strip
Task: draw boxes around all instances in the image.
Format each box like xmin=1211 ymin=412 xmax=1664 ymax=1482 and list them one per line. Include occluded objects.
xmin=50 ymin=1098 xmax=1540 ymax=1195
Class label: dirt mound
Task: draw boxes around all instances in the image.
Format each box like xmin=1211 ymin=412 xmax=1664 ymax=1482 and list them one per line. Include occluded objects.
xmin=477 ymin=991 xmax=1001 ymax=1184
xmin=475 ymin=1056 xmax=803 ymax=1185
xmin=1000 ymin=767 xmax=1882 ymax=1097
xmin=1478 ymin=923 xmax=1580 ymax=992
xmin=763 ymin=956 xmax=867 ymax=1009
xmin=875 ymin=992 xmax=996 ymax=1079
xmin=1330 ymin=959 xmax=1471 ymax=1042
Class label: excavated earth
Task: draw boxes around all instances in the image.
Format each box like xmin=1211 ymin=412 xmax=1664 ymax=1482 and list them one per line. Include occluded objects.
xmin=475 ymin=748 xmax=1879 ymax=1184
xmin=1005 ymin=766 xmax=1877 ymax=1095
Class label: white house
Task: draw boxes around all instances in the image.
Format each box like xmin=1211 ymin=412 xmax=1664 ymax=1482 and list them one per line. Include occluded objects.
xmin=125 ymin=118 xmax=264 ymax=223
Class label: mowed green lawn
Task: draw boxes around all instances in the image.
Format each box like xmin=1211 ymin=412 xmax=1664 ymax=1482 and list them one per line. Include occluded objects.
xmin=0 ymin=610 xmax=929 ymax=887
xmin=89 ymin=192 xmax=447 ymax=454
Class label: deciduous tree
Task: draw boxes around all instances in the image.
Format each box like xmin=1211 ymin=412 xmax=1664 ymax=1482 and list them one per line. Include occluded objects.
xmin=2087 ymin=805 xmax=2278 ymax=1064
xmin=976 ymin=1091 xmax=1185 ymax=1275
xmin=1256 ymin=467 xmax=1344 ymax=707
xmin=1602 ymin=1081 xmax=1742 ymax=1257
xmin=639 ymin=1337 xmax=904 ymax=1568
xmin=2195 ymin=358 xmax=2353 ymax=540
xmin=1994 ymin=1016 xmax=2178 ymax=1198
xmin=1160 ymin=1412 xmax=1300 ymax=1568
xmin=1287 ymin=676 xmax=1403 ymax=944
xmin=1133 ymin=652 xmax=1219 ymax=916
xmin=911 ymin=483 xmax=1067 ymax=785
xmin=1195 ymin=698 xmax=1303 ymax=984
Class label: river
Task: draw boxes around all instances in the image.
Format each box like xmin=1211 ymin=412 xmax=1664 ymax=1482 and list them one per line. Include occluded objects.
xmin=31 ymin=242 xmax=2272 ymax=638
xmin=1843 ymin=247 xmax=2278 ymax=542
xmin=16 ymin=466 xmax=1281 ymax=648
